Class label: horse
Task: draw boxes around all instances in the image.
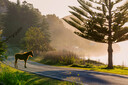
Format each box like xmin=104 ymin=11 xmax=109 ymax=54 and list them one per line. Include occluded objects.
xmin=14 ymin=51 xmax=33 ymax=68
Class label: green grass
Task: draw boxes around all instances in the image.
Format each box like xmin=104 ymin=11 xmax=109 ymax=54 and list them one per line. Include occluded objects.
xmin=0 ymin=62 xmax=77 ymax=85
xmin=47 ymin=64 xmax=128 ymax=75
xmin=68 ymin=65 xmax=128 ymax=75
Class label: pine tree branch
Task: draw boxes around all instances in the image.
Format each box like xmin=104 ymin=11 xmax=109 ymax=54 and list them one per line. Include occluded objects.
xmin=116 ymin=34 xmax=128 ymax=43
xmin=69 ymin=11 xmax=86 ymax=22
xmin=79 ymin=6 xmax=94 ymax=17
xmin=113 ymin=0 xmax=122 ymax=5
xmin=63 ymin=19 xmax=86 ymax=33
xmin=113 ymin=27 xmax=128 ymax=41
xmin=69 ymin=6 xmax=90 ymax=18
xmin=74 ymin=31 xmax=107 ymax=43
xmin=70 ymin=17 xmax=81 ymax=25
xmin=79 ymin=0 xmax=104 ymax=12
xmin=118 ymin=2 xmax=128 ymax=11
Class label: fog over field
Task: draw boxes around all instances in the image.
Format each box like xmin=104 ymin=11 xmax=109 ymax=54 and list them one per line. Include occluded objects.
xmin=46 ymin=15 xmax=120 ymax=57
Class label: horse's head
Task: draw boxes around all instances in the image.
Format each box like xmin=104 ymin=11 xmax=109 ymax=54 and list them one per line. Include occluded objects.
xmin=28 ymin=50 xmax=33 ymax=57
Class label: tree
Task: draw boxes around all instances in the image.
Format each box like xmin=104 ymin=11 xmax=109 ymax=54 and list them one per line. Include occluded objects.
xmin=23 ymin=27 xmax=52 ymax=55
xmin=2 ymin=1 xmax=42 ymax=45
xmin=64 ymin=0 xmax=128 ymax=69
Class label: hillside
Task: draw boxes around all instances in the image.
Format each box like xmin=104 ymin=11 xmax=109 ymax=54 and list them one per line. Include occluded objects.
xmin=46 ymin=14 xmax=120 ymax=57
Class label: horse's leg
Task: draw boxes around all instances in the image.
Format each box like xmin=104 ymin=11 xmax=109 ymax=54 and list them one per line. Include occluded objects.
xmin=24 ymin=59 xmax=27 ymax=68
xmin=15 ymin=58 xmax=18 ymax=68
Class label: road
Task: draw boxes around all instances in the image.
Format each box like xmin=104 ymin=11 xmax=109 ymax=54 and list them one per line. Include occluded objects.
xmin=4 ymin=56 xmax=128 ymax=85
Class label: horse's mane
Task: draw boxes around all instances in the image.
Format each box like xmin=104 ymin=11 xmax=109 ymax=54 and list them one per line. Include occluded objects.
xmin=24 ymin=51 xmax=32 ymax=54
xmin=16 ymin=51 xmax=32 ymax=55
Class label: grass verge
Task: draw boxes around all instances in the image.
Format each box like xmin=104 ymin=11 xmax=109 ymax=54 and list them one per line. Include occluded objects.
xmin=32 ymin=53 xmax=128 ymax=76
xmin=0 ymin=62 xmax=77 ymax=85
xmin=67 ymin=65 xmax=128 ymax=75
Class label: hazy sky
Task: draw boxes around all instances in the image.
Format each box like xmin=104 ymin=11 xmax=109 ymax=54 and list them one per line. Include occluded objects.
xmin=9 ymin=0 xmax=79 ymax=18
xmin=9 ymin=0 xmax=127 ymax=18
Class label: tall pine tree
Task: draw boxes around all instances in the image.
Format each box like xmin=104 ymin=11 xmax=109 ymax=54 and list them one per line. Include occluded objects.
xmin=64 ymin=0 xmax=128 ymax=68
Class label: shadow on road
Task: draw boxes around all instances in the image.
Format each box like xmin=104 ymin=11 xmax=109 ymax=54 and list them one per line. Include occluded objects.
xmin=36 ymin=70 xmax=112 ymax=85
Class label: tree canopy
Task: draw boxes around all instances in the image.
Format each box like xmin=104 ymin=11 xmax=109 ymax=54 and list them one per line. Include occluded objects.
xmin=64 ymin=0 xmax=128 ymax=43
xmin=2 ymin=1 xmax=47 ymax=45
xmin=23 ymin=27 xmax=52 ymax=54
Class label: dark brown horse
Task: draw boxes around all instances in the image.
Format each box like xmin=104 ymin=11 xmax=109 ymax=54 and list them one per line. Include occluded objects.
xmin=15 ymin=51 xmax=33 ymax=68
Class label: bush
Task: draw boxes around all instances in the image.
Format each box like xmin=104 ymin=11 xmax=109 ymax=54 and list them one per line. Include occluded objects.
xmin=71 ymin=64 xmax=81 ymax=67
xmin=84 ymin=63 xmax=94 ymax=68
xmin=42 ymin=50 xmax=80 ymax=65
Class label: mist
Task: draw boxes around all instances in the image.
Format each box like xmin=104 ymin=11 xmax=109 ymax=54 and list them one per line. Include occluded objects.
xmin=45 ymin=15 xmax=120 ymax=58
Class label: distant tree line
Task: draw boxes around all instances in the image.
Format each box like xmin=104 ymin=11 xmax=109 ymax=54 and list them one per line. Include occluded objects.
xmin=0 ymin=0 xmax=53 ymax=57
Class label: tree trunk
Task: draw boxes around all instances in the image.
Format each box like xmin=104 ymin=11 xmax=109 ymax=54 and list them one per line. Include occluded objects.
xmin=107 ymin=0 xmax=113 ymax=69
xmin=107 ymin=41 xmax=113 ymax=69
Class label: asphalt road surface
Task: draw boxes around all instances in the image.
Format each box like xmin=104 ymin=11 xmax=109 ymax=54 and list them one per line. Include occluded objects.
xmin=4 ymin=56 xmax=128 ymax=85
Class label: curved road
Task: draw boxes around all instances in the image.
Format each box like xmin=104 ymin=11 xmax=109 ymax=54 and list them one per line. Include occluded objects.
xmin=4 ymin=56 xmax=128 ymax=85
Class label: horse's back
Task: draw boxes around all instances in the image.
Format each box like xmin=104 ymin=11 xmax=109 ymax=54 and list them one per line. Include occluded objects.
xmin=15 ymin=53 xmax=26 ymax=60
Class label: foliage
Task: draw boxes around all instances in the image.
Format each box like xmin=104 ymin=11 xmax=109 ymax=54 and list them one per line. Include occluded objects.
xmin=23 ymin=27 xmax=52 ymax=54
xmin=63 ymin=0 xmax=128 ymax=69
xmin=0 ymin=62 xmax=76 ymax=85
xmin=64 ymin=0 xmax=128 ymax=43
xmin=0 ymin=41 xmax=6 ymax=61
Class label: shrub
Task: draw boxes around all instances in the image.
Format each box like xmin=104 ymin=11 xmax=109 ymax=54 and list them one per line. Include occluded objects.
xmin=85 ymin=59 xmax=104 ymax=66
xmin=42 ymin=50 xmax=80 ymax=65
